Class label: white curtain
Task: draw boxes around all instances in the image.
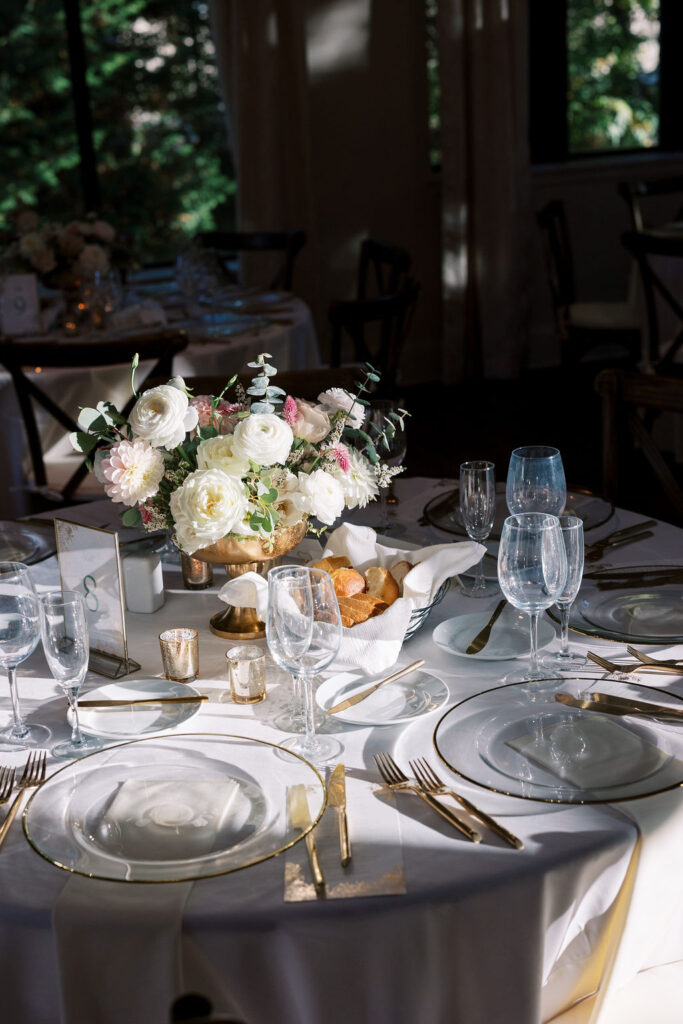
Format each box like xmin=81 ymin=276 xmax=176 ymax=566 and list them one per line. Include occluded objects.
xmin=438 ymin=0 xmax=531 ymax=382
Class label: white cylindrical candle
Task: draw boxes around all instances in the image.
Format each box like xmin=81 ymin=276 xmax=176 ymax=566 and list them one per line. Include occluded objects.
xmin=122 ymin=550 xmax=165 ymax=613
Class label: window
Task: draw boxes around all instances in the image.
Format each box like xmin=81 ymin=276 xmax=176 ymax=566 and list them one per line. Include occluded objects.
xmin=0 ymin=1 xmax=235 ymax=261
xmin=530 ymin=0 xmax=683 ymax=163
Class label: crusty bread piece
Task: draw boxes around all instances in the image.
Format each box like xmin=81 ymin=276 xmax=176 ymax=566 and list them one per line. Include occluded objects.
xmin=342 ymin=593 xmax=387 ymax=615
xmin=312 ymin=555 xmax=351 ymax=574
xmin=365 ymin=566 xmax=400 ymax=606
xmin=338 ymin=593 xmax=388 ymax=626
xmin=389 ymin=560 xmax=414 ymax=592
xmin=331 ymin=567 xmax=366 ymax=598
xmin=340 ymin=613 xmax=355 ymax=629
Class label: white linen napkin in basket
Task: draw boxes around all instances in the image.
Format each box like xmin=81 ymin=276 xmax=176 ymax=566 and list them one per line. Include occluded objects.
xmin=218 ymin=523 xmax=483 ymax=675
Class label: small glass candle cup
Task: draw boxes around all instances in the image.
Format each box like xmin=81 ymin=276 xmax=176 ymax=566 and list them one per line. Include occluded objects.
xmin=226 ymin=646 xmax=266 ymax=705
xmin=180 ymin=552 xmax=214 ymax=590
xmin=159 ymin=627 xmax=199 ymax=682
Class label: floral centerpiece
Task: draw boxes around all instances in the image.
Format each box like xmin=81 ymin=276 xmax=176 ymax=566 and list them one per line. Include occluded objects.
xmin=2 ymin=207 xmax=118 ymax=289
xmin=71 ymin=354 xmax=407 ymax=559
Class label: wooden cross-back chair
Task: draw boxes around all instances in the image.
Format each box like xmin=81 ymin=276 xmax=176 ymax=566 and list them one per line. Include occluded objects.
xmin=595 ymin=368 xmax=683 ymax=521
xmin=621 ymin=228 xmax=683 ymax=371
xmin=356 ymin=238 xmax=412 ymax=300
xmin=617 ymin=175 xmax=683 ymax=233
xmin=194 ymin=230 xmax=307 ymax=291
xmin=0 ymin=328 xmax=188 ymax=505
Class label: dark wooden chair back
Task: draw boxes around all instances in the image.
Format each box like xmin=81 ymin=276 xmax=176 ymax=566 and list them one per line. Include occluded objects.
xmin=536 ymin=200 xmax=576 ymax=314
xmin=356 ymin=238 xmax=412 ymax=301
xmin=0 ymin=328 xmax=188 ymax=504
xmin=621 ymin=229 xmax=683 ymax=370
xmin=194 ymin=230 xmax=307 ymax=291
xmin=617 ymin=176 xmax=683 ymax=233
xmin=595 ymin=368 xmax=683 ymax=521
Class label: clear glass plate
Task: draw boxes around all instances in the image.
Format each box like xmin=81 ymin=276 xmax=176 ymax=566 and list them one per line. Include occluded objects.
xmin=433 ymin=676 xmax=683 ymax=803
xmin=432 ymin=610 xmax=555 ymax=661
xmin=74 ymin=678 xmax=203 ymax=741
xmin=423 ymin=484 xmax=614 ymax=540
xmin=23 ymin=733 xmax=325 ymax=882
xmin=563 ymin=565 xmax=683 ymax=644
xmin=316 ymin=668 xmax=448 ymax=726
xmin=0 ymin=521 xmax=56 ymax=565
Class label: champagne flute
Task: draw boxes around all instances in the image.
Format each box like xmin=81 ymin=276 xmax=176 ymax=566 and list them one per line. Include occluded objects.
xmin=506 ymin=446 xmax=567 ymax=515
xmin=267 ymin=566 xmax=342 ymax=764
xmin=497 ymin=514 xmax=567 ymax=683
xmin=542 ymin=516 xmax=587 ymax=672
xmin=40 ymin=590 xmax=100 ymax=759
xmin=459 ymin=460 xmax=498 ymax=597
xmin=0 ymin=562 xmax=49 ymax=751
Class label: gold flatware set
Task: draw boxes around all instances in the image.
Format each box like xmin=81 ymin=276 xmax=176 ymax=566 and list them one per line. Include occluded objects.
xmin=583 ymin=520 xmax=657 ymax=562
xmin=0 ymin=750 xmax=47 ymax=850
xmin=586 ymin=650 xmax=682 ymax=676
xmin=289 ymin=764 xmax=353 ymax=897
xmin=326 ymin=660 xmax=425 ymax=715
xmin=556 ymin=690 xmax=683 ymax=721
xmin=79 ymin=695 xmax=209 ymax=709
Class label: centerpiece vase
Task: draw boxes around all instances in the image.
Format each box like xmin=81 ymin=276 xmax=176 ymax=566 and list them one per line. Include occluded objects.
xmin=192 ymin=520 xmax=308 ymax=640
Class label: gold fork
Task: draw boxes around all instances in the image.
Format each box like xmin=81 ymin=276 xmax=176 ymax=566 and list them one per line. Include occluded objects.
xmin=587 ymin=651 xmax=681 ymax=675
xmin=409 ymin=758 xmax=524 ymax=850
xmin=374 ymin=752 xmax=481 ymax=842
xmin=0 ymin=767 xmax=16 ymax=807
xmin=0 ymin=750 xmax=47 ymax=849
xmin=625 ymin=646 xmax=683 ymax=671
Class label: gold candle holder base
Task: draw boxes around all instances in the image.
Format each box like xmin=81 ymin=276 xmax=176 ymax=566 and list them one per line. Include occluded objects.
xmin=210 ymin=561 xmax=268 ymax=640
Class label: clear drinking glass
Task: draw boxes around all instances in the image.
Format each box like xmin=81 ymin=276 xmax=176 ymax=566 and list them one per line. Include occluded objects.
xmin=40 ymin=590 xmax=100 ymax=759
xmin=497 ymin=514 xmax=568 ymax=682
xmin=459 ymin=460 xmax=499 ymax=597
xmin=266 ymin=566 xmax=342 ymax=764
xmin=506 ymin=446 xmax=567 ymax=516
xmin=0 ymin=562 xmax=49 ymax=751
xmin=366 ymin=401 xmax=407 ymax=534
xmin=542 ymin=515 xmax=587 ymax=672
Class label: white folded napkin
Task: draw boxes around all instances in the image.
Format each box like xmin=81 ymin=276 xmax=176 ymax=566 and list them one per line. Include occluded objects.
xmin=218 ymin=523 xmax=484 ymax=674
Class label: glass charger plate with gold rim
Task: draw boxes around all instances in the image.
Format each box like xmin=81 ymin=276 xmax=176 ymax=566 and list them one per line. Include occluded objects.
xmin=433 ymin=676 xmax=683 ymax=804
xmin=23 ymin=733 xmax=325 ymax=882
xmin=423 ymin=484 xmax=614 ymax=540
xmin=0 ymin=521 xmax=56 ymax=565
xmin=557 ymin=565 xmax=683 ymax=645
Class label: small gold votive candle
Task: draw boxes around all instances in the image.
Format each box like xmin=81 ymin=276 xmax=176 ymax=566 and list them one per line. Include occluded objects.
xmin=226 ymin=646 xmax=266 ymax=704
xmin=159 ymin=627 xmax=199 ymax=682
xmin=180 ymin=551 xmax=214 ymax=590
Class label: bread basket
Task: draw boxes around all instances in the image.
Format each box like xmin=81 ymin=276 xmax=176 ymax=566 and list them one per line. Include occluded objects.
xmin=403 ymin=578 xmax=451 ymax=641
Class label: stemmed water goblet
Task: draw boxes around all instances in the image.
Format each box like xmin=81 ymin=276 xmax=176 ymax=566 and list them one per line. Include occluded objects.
xmin=497 ymin=513 xmax=568 ymax=684
xmin=459 ymin=460 xmax=499 ymax=597
xmin=542 ymin=516 xmax=587 ymax=673
xmin=40 ymin=590 xmax=100 ymax=759
xmin=266 ymin=566 xmax=342 ymax=764
xmin=506 ymin=446 xmax=567 ymax=516
xmin=0 ymin=562 xmax=49 ymax=751
xmin=366 ymin=401 xmax=407 ymax=534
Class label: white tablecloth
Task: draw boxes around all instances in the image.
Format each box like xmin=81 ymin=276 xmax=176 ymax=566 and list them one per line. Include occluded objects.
xmin=0 ymin=479 xmax=682 ymax=1024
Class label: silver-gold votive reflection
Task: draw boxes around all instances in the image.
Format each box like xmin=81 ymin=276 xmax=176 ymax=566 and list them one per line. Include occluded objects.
xmin=226 ymin=646 xmax=266 ymax=704
xmin=180 ymin=552 xmax=214 ymax=590
xmin=159 ymin=627 xmax=199 ymax=682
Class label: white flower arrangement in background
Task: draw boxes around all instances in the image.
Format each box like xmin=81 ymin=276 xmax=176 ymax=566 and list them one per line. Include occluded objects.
xmin=71 ymin=354 xmax=408 ymax=555
xmin=3 ymin=208 xmax=119 ymax=288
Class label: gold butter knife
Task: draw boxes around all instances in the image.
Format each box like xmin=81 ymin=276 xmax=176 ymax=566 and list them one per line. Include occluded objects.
xmin=556 ymin=691 xmax=683 ymax=720
xmin=328 ymin=763 xmax=351 ymax=867
xmin=288 ymin=784 xmax=325 ymax=896
xmin=79 ymin=695 xmax=209 ymax=708
xmin=326 ymin=659 xmax=425 ymax=715
xmin=465 ymin=599 xmax=506 ymax=655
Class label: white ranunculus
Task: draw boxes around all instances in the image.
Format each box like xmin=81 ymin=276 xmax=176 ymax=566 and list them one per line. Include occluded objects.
xmin=330 ymin=448 xmax=379 ymax=509
xmin=129 ymin=381 xmax=199 ymax=450
xmin=271 ymin=469 xmax=305 ymax=528
xmin=317 ymin=388 xmax=365 ymax=430
xmin=196 ymin=434 xmax=250 ymax=478
xmin=293 ymin=469 xmax=345 ymax=526
xmin=232 ymin=413 xmax=293 ymax=467
xmin=170 ymin=469 xmax=249 ymax=555
xmin=100 ymin=439 xmax=165 ymax=507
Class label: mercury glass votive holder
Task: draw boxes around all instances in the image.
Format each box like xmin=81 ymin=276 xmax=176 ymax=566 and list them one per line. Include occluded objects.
xmin=159 ymin=627 xmax=199 ymax=682
xmin=226 ymin=646 xmax=267 ymax=704
xmin=180 ymin=552 xmax=214 ymax=590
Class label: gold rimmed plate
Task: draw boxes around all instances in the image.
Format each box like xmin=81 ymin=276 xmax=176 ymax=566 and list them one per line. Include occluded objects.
xmin=433 ymin=676 xmax=683 ymax=804
xmin=23 ymin=733 xmax=325 ymax=882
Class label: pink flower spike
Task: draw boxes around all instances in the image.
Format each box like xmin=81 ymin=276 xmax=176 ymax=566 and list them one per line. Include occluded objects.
xmin=329 ymin=442 xmax=350 ymax=474
xmin=283 ymin=395 xmax=298 ymax=427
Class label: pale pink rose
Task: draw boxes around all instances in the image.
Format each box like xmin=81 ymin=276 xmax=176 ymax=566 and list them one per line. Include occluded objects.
xmin=77 ymin=243 xmax=110 ymax=278
xmin=190 ymin=395 xmax=242 ymax=431
xmin=30 ymin=248 xmax=57 ymax=274
xmin=16 ymin=209 xmax=39 ymax=232
xmin=91 ymin=220 xmax=115 ymax=243
xmin=190 ymin=395 xmax=214 ymax=428
xmin=291 ymin=399 xmax=330 ymax=444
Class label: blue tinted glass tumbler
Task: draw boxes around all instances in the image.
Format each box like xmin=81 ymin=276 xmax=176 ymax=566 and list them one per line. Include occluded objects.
xmin=506 ymin=446 xmax=567 ymax=516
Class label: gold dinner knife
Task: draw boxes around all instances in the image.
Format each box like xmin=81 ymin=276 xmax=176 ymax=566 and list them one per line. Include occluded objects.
xmin=79 ymin=695 xmax=209 ymax=708
xmin=556 ymin=691 xmax=683 ymax=721
xmin=326 ymin=660 xmax=425 ymax=715
xmin=465 ymin=599 xmax=506 ymax=655
xmin=328 ymin=764 xmax=351 ymax=867
xmin=288 ymin=784 xmax=325 ymax=896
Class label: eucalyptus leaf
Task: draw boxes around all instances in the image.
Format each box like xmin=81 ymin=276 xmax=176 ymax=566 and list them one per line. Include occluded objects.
xmin=121 ymin=507 xmax=142 ymax=527
xmin=250 ymin=401 xmax=274 ymax=414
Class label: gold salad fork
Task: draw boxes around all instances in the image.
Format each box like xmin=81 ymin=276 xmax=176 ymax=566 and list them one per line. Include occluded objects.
xmin=374 ymin=752 xmax=481 ymax=842
xmin=0 ymin=750 xmax=47 ymax=850
xmin=587 ymin=651 xmax=681 ymax=675
xmin=409 ymin=758 xmax=524 ymax=850
xmin=626 ymin=646 xmax=683 ymax=670
xmin=0 ymin=767 xmax=16 ymax=806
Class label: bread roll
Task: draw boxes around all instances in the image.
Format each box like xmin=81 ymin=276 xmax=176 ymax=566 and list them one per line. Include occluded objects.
xmin=364 ymin=566 xmax=400 ymax=605
xmin=389 ymin=560 xmax=413 ymax=591
xmin=338 ymin=593 xmax=387 ymax=626
xmin=331 ymin=567 xmax=366 ymax=598
xmin=312 ymin=555 xmax=351 ymax=574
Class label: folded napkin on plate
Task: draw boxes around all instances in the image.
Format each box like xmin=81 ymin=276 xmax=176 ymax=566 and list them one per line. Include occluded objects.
xmin=218 ymin=523 xmax=483 ymax=675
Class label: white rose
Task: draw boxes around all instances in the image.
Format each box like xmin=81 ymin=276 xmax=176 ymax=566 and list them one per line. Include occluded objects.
xmin=293 ymin=469 xmax=345 ymax=526
xmin=232 ymin=413 xmax=293 ymax=466
xmin=196 ymin=434 xmax=250 ymax=477
xmin=271 ymin=469 xmax=304 ymax=528
xmin=330 ymin=448 xmax=379 ymax=509
xmin=170 ymin=469 xmax=249 ymax=554
xmin=129 ymin=381 xmax=199 ymax=449
xmin=317 ymin=388 xmax=365 ymax=430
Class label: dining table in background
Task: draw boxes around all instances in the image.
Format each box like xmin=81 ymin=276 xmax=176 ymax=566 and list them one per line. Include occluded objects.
xmin=0 ymin=478 xmax=681 ymax=1024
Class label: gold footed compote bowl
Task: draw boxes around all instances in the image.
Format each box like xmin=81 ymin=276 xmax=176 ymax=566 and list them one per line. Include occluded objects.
xmin=192 ymin=520 xmax=308 ymax=640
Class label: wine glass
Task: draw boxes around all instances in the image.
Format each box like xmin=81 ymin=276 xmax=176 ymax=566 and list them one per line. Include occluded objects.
xmin=497 ymin=514 xmax=568 ymax=683
xmin=40 ymin=590 xmax=100 ymax=759
xmin=542 ymin=515 xmax=587 ymax=672
xmin=366 ymin=400 xmax=407 ymax=534
xmin=506 ymin=446 xmax=567 ymax=515
xmin=267 ymin=566 xmax=342 ymax=764
xmin=0 ymin=562 xmax=49 ymax=751
xmin=459 ymin=460 xmax=499 ymax=597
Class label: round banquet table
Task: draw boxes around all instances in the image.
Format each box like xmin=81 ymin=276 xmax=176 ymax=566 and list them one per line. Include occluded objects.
xmin=0 ymin=478 xmax=682 ymax=1024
